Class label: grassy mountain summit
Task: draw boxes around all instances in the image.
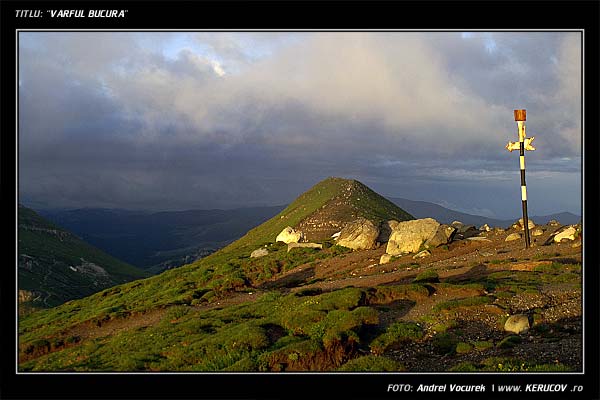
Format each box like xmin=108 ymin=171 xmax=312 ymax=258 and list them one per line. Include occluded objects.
xmin=225 ymin=177 xmax=413 ymax=251
xmin=18 ymin=205 xmax=148 ymax=311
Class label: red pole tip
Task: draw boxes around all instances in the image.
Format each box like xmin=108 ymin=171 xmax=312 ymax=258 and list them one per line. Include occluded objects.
xmin=514 ymin=109 xmax=527 ymax=121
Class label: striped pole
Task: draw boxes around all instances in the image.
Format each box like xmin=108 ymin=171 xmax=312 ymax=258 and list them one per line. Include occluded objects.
xmin=514 ymin=109 xmax=531 ymax=248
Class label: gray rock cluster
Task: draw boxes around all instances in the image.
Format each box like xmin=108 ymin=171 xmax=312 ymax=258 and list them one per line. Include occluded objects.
xmin=262 ymin=217 xmax=580 ymax=260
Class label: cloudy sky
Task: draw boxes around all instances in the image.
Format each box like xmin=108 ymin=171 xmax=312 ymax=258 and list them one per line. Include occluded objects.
xmin=18 ymin=31 xmax=582 ymax=219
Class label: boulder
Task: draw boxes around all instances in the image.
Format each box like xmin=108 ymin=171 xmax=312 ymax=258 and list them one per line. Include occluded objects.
xmin=455 ymin=225 xmax=480 ymax=240
xmin=276 ymin=226 xmax=305 ymax=244
xmin=331 ymin=231 xmax=341 ymax=239
xmin=377 ymin=220 xmax=400 ymax=243
xmin=379 ymin=254 xmax=393 ymax=265
xmin=250 ymin=248 xmax=269 ymax=258
xmin=386 ymin=218 xmax=440 ymax=256
xmin=412 ymin=249 xmax=431 ymax=259
xmin=505 ymin=232 xmax=522 ymax=242
xmin=553 ymin=226 xmax=577 ymax=242
xmin=479 ymin=223 xmax=491 ymax=232
xmin=424 ymin=224 xmax=456 ymax=248
xmin=531 ymin=227 xmax=544 ymax=236
xmin=287 ymin=242 xmax=323 ymax=252
xmin=336 ymin=218 xmax=380 ymax=250
xmin=466 ymin=237 xmax=491 ymax=242
xmin=504 ymin=314 xmax=530 ymax=334
xmin=515 ymin=218 xmax=535 ymax=230
xmin=451 ymin=221 xmax=464 ymax=230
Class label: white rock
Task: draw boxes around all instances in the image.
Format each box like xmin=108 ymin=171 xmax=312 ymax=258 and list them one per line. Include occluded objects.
xmin=505 ymin=232 xmax=522 ymax=242
xmin=504 ymin=314 xmax=530 ymax=334
xmin=412 ymin=249 xmax=431 ymax=259
xmin=276 ymin=226 xmax=305 ymax=244
xmin=287 ymin=242 xmax=323 ymax=252
xmin=250 ymin=248 xmax=269 ymax=258
xmin=554 ymin=226 xmax=577 ymax=242
xmin=337 ymin=218 xmax=379 ymax=250
xmin=479 ymin=223 xmax=491 ymax=232
xmin=379 ymin=254 xmax=393 ymax=265
xmin=466 ymin=237 xmax=492 ymax=242
xmin=531 ymin=227 xmax=544 ymax=236
xmin=386 ymin=218 xmax=440 ymax=256
xmin=517 ymin=218 xmax=536 ymax=230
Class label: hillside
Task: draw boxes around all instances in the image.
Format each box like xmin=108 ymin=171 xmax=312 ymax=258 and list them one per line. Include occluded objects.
xmin=224 ymin=177 xmax=413 ymax=251
xmin=17 ymin=179 xmax=582 ymax=374
xmin=18 ymin=205 xmax=148 ymax=311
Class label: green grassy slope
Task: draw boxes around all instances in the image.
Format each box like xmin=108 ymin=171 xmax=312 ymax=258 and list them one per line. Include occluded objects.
xmin=18 ymin=205 xmax=148 ymax=308
xmin=18 ymin=177 xmax=416 ymax=369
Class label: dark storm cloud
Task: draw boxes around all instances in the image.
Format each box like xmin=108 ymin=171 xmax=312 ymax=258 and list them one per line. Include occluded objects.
xmin=18 ymin=32 xmax=582 ymax=217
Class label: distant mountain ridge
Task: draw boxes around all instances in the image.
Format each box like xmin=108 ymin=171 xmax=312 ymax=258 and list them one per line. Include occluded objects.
xmin=18 ymin=205 xmax=147 ymax=310
xmin=389 ymin=197 xmax=581 ymax=227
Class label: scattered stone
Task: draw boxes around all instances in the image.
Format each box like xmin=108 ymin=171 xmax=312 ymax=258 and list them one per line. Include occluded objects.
xmin=515 ymin=218 xmax=536 ymax=230
xmin=337 ymin=217 xmax=380 ymax=250
xmin=531 ymin=227 xmax=544 ymax=236
xmin=287 ymin=242 xmax=323 ymax=252
xmin=379 ymin=254 xmax=393 ymax=265
xmin=412 ymin=249 xmax=431 ymax=259
xmin=480 ymin=251 xmax=494 ymax=257
xmin=548 ymin=219 xmax=561 ymax=226
xmin=250 ymin=248 xmax=269 ymax=258
xmin=276 ymin=226 xmax=305 ymax=244
xmin=451 ymin=221 xmax=464 ymax=230
xmin=377 ymin=220 xmax=400 ymax=243
xmin=572 ymin=241 xmax=582 ymax=248
xmin=424 ymin=224 xmax=456 ymax=248
xmin=493 ymin=227 xmax=506 ymax=234
xmin=386 ymin=218 xmax=440 ymax=256
xmin=505 ymin=232 xmax=522 ymax=242
xmin=504 ymin=314 xmax=530 ymax=334
xmin=479 ymin=223 xmax=491 ymax=232
xmin=466 ymin=237 xmax=492 ymax=242
xmin=455 ymin=225 xmax=480 ymax=240
xmin=553 ymin=226 xmax=577 ymax=242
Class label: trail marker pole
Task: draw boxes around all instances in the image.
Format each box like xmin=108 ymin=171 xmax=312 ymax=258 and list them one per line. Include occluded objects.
xmin=505 ymin=109 xmax=536 ymax=248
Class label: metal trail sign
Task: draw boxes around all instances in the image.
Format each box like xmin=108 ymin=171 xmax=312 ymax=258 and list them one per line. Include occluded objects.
xmin=506 ymin=109 xmax=535 ymax=248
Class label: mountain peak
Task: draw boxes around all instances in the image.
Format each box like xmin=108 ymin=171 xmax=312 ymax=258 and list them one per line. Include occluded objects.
xmin=224 ymin=177 xmax=413 ymax=251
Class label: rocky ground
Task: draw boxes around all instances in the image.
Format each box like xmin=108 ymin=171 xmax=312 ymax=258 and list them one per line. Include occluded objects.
xmin=258 ymin=221 xmax=583 ymax=371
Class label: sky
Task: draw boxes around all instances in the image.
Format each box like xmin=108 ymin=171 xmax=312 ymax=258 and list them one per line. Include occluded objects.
xmin=18 ymin=31 xmax=582 ymax=219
